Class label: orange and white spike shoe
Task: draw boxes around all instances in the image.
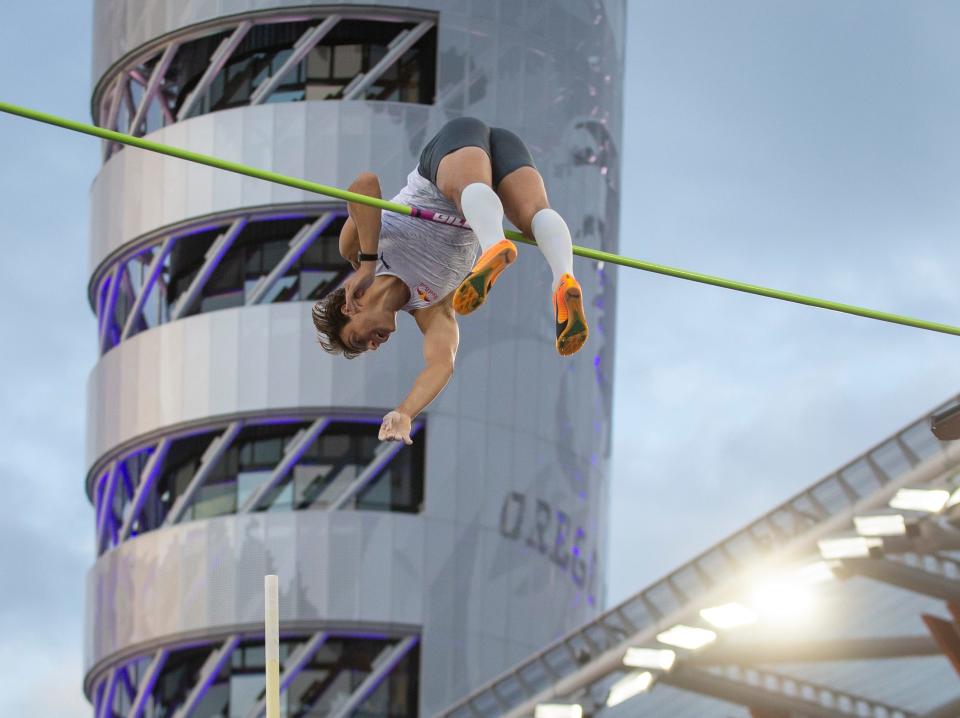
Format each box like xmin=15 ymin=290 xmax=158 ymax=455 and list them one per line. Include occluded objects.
xmin=452 ymin=239 xmax=517 ymax=315
xmin=553 ymin=273 xmax=588 ymax=356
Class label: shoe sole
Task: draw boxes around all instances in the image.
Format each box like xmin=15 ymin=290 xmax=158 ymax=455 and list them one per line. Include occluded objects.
xmin=555 ymin=284 xmax=588 ymax=356
xmin=453 ymin=244 xmax=517 ymax=315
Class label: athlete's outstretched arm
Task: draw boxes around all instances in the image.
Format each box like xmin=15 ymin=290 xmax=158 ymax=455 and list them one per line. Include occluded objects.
xmin=379 ymin=302 xmax=459 ymax=444
xmin=342 ymin=172 xmax=383 ymax=312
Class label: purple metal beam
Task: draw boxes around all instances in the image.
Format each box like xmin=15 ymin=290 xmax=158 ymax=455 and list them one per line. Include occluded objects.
xmin=126 ymin=649 xmax=169 ymax=718
xmin=164 ymin=422 xmax=244 ymax=527
xmin=239 ymin=418 xmax=331 ymax=512
xmin=171 ymin=636 xmax=240 ymax=718
xmin=245 ymin=632 xmax=329 ymax=718
xmin=118 ymin=461 xmax=135 ymax=501
xmin=101 ymin=75 xmax=125 ymax=158
xmin=177 ymin=21 xmax=254 ymax=121
xmin=93 ymin=469 xmax=109 ymax=535
xmin=170 ymin=218 xmax=248 ymax=320
xmin=117 ymin=666 xmax=137 ymax=702
xmin=96 ymin=463 xmax=120 ymax=554
xmin=96 ymin=669 xmax=118 ymax=718
xmin=328 ymin=422 xmax=421 ymax=510
xmin=246 ymin=212 xmax=341 ymax=305
xmin=119 ymin=438 xmax=172 ymax=541
xmin=98 ymin=265 xmax=122 ymax=354
xmin=121 ymin=237 xmax=176 ymax=340
xmin=128 ymin=43 xmax=179 ymax=136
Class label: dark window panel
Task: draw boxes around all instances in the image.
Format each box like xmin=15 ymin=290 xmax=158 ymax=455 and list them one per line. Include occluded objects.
xmin=106 ymin=418 xmax=424 ymax=548
xmin=153 ymin=18 xmax=435 ymax=124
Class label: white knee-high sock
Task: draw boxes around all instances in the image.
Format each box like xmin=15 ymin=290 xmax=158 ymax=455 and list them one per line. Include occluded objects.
xmin=460 ymin=182 xmax=505 ymax=253
xmin=531 ymin=208 xmax=574 ymax=289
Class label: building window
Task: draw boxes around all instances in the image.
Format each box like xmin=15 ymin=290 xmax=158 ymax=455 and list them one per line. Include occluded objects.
xmin=167 ymin=215 xmax=350 ymax=317
xmin=98 ymin=212 xmax=350 ymax=353
xmin=99 ymin=635 xmax=419 ymax=718
xmin=94 ymin=417 xmax=426 ymax=553
xmin=97 ymin=14 xmax=438 ymax=149
xmin=171 ymin=20 xmax=436 ymax=116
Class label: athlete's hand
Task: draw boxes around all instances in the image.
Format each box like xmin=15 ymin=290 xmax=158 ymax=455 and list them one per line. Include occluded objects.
xmin=379 ymin=411 xmax=413 ymax=445
xmin=344 ymin=263 xmax=376 ymax=314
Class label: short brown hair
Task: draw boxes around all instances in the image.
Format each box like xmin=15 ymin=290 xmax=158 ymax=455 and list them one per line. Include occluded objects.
xmin=312 ymin=288 xmax=362 ymax=359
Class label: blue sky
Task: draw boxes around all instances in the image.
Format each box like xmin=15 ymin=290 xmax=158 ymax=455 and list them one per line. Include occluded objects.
xmin=2 ymin=1 xmax=960 ymax=714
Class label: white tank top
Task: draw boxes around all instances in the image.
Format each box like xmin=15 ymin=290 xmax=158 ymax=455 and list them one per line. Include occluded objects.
xmin=376 ymin=168 xmax=479 ymax=312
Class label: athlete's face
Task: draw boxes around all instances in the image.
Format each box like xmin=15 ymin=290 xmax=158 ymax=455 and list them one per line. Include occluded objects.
xmin=339 ymin=305 xmax=396 ymax=353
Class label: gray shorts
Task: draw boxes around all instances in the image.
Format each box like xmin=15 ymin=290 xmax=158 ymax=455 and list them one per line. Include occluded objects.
xmin=417 ymin=116 xmax=536 ymax=189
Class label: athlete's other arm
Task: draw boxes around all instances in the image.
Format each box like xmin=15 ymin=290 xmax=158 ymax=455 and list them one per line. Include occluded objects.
xmin=338 ymin=217 xmax=360 ymax=270
xmin=341 ymin=172 xmax=382 ymax=312
xmin=379 ymin=299 xmax=459 ymax=444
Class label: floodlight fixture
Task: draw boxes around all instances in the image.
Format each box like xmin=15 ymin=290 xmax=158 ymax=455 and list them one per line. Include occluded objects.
xmin=889 ymin=488 xmax=950 ymax=513
xmin=535 ymin=704 xmax=583 ymax=718
xmin=622 ymin=647 xmax=676 ymax=671
xmin=605 ymin=671 xmax=654 ymax=707
xmin=817 ymin=536 xmax=882 ymax=560
xmin=854 ymin=514 xmax=907 ymax=537
xmin=750 ymin=577 xmax=815 ymax=621
xmin=699 ymin=602 xmax=758 ymax=629
xmin=655 ymin=624 xmax=717 ymax=650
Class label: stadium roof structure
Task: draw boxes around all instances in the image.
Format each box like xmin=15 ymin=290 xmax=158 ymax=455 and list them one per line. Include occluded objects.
xmin=438 ymin=395 xmax=960 ymax=718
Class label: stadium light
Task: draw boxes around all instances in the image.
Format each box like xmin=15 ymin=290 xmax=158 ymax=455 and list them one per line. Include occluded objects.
xmin=699 ymin=602 xmax=758 ymax=629
xmin=750 ymin=577 xmax=814 ymax=620
xmin=854 ymin=514 xmax=907 ymax=537
xmin=745 ymin=561 xmax=838 ymax=623
xmin=535 ymin=704 xmax=583 ymax=718
xmin=606 ymin=671 xmax=654 ymax=707
xmin=623 ymin=647 xmax=676 ymax=671
xmin=656 ymin=625 xmax=717 ymax=650
xmin=817 ymin=536 xmax=882 ymax=560
xmin=795 ymin=560 xmax=840 ymax=584
xmin=889 ymin=488 xmax=950 ymax=513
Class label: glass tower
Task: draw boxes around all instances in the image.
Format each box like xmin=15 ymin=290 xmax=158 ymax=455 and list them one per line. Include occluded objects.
xmin=84 ymin=2 xmax=624 ymax=715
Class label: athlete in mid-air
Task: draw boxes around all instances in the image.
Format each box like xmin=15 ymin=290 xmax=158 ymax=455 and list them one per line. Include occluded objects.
xmin=312 ymin=117 xmax=588 ymax=445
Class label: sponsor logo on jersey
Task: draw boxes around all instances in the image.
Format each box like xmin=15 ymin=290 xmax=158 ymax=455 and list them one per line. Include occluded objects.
xmin=415 ymin=282 xmax=438 ymax=304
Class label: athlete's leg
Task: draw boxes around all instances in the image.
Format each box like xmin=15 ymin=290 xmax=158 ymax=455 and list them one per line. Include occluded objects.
xmin=488 ymin=128 xmax=576 ymax=291
xmin=440 ymin=147 xmax=517 ymax=315
xmin=436 ymin=146 xmax=502 ymax=253
xmin=491 ymin=129 xmax=588 ymax=356
xmin=426 ymin=118 xmax=517 ymax=315
xmin=421 ymin=117 xmax=502 ymax=253
xmin=495 ymin=167 xmax=575 ymax=292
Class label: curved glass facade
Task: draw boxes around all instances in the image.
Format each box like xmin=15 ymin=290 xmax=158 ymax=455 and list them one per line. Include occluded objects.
xmin=95 ymin=11 xmax=438 ymax=159
xmin=96 ymin=211 xmax=350 ymax=355
xmin=171 ymin=19 xmax=437 ymax=119
xmin=166 ymin=216 xmax=350 ymax=315
xmin=96 ymin=634 xmax=419 ymax=718
xmin=93 ymin=416 xmax=426 ymax=555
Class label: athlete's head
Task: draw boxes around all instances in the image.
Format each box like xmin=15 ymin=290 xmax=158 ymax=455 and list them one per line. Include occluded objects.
xmin=312 ymin=288 xmax=396 ymax=357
